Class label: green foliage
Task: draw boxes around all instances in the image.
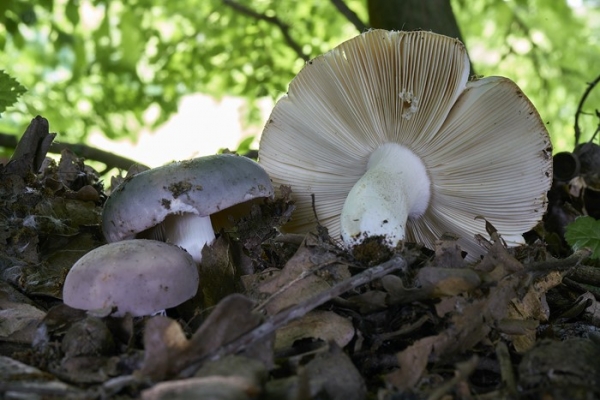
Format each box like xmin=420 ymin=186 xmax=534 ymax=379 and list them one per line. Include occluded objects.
xmin=564 ymin=216 xmax=600 ymax=259
xmin=0 ymin=0 xmax=363 ymax=142
xmin=232 ymin=135 xmax=255 ymax=155
xmin=0 ymin=70 xmax=26 ymax=117
xmin=453 ymin=0 xmax=600 ymax=151
xmin=0 ymin=0 xmax=598 ymax=153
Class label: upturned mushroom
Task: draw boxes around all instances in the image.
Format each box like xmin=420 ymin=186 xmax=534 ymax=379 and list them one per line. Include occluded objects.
xmin=62 ymin=239 xmax=198 ymax=317
xmin=258 ymin=30 xmax=552 ymax=260
xmin=102 ymin=154 xmax=274 ymax=263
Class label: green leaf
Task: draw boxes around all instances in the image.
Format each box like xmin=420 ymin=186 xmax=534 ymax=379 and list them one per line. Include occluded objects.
xmin=0 ymin=70 xmax=27 ymax=117
xmin=234 ymin=135 xmax=256 ymax=154
xmin=564 ymin=216 xmax=600 ymax=259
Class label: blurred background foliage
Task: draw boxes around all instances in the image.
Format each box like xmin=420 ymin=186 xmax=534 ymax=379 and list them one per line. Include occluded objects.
xmin=0 ymin=0 xmax=599 ymax=160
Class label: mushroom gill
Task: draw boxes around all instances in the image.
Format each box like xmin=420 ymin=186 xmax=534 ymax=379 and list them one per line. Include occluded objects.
xmin=258 ymin=30 xmax=552 ymax=260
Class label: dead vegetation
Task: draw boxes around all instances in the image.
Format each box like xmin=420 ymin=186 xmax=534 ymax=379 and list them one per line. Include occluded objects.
xmin=1 ymin=116 xmax=600 ymax=399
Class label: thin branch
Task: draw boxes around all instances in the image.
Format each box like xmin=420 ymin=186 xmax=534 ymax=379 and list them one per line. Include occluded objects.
xmin=329 ymin=0 xmax=369 ymax=32
xmin=222 ymin=0 xmax=310 ymax=62
xmin=179 ymin=254 xmax=408 ymax=377
xmin=0 ymin=132 xmax=148 ymax=173
xmin=574 ymin=73 xmax=600 ymax=145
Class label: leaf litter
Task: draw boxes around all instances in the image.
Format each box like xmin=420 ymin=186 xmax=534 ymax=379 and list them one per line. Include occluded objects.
xmin=1 ymin=117 xmax=600 ymax=399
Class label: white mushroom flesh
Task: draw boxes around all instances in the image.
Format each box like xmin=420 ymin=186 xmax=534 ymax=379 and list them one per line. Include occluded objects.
xmin=341 ymin=143 xmax=430 ymax=245
xmin=162 ymin=213 xmax=216 ymax=263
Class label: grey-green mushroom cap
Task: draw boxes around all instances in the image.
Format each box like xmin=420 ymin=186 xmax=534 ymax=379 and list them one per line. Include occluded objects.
xmin=62 ymin=239 xmax=199 ymax=317
xmin=102 ymin=154 xmax=274 ymax=262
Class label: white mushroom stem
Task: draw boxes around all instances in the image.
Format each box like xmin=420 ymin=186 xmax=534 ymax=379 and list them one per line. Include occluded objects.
xmin=340 ymin=143 xmax=431 ymax=246
xmin=162 ymin=213 xmax=216 ymax=263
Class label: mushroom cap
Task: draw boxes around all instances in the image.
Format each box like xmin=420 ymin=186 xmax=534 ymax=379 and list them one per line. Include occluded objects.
xmin=258 ymin=30 xmax=552 ymax=260
xmin=102 ymin=154 xmax=274 ymax=243
xmin=62 ymin=239 xmax=198 ymax=317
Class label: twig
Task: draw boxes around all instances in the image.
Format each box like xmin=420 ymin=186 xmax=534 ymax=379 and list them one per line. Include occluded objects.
xmin=0 ymin=383 xmax=87 ymax=399
xmin=252 ymin=259 xmax=340 ymax=313
xmin=222 ymin=0 xmax=310 ymax=62
xmin=1 ymin=132 xmax=148 ymax=173
xmin=574 ymin=73 xmax=600 ymax=145
xmin=529 ymin=249 xmax=591 ymax=273
xmin=496 ymin=341 xmax=518 ymax=396
xmin=179 ymin=254 xmax=408 ymax=377
xmin=329 ymin=0 xmax=369 ymax=32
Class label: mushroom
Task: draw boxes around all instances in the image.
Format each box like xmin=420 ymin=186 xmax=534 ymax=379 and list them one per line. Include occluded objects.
xmin=102 ymin=154 xmax=274 ymax=263
xmin=258 ymin=30 xmax=552 ymax=260
xmin=62 ymin=239 xmax=198 ymax=317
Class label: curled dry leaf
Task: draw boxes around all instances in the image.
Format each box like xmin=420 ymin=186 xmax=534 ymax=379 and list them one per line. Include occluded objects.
xmin=416 ymin=266 xmax=481 ymax=297
xmin=430 ymin=233 xmax=467 ymax=269
xmin=0 ymin=355 xmax=82 ymax=397
xmin=519 ymin=338 xmax=600 ymax=397
xmin=0 ymin=281 xmax=46 ymax=344
xmin=140 ymin=294 xmax=263 ymax=381
xmin=387 ymin=239 xmax=557 ymax=390
xmin=199 ymin=235 xmax=247 ymax=308
xmin=274 ymin=310 xmax=355 ymax=351
xmin=503 ymin=270 xmax=562 ymax=353
xmin=255 ymin=242 xmax=338 ymax=315
xmin=144 ymin=355 xmax=270 ymax=400
xmin=266 ymin=344 xmax=366 ymax=400
xmin=142 ymin=375 xmax=261 ymax=400
xmin=61 ymin=317 xmax=115 ymax=358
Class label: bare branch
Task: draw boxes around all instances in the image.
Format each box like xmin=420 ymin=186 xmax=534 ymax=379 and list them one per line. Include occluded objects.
xmin=574 ymin=74 xmax=600 ymax=145
xmin=178 ymin=254 xmax=408 ymax=377
xmin=0 ymin=132 xmax=148 ymax=173
xmin=222 ymin=0 xmax=310 ymax=62
xmin=330 ymin=0 xmax=369 ymax=32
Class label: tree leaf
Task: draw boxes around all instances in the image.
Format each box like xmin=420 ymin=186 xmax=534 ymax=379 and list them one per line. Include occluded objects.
xmin=0 ymin=70 xmax=27 ymax=117
xmin=564 ymin=216 xmax=600 ymax=259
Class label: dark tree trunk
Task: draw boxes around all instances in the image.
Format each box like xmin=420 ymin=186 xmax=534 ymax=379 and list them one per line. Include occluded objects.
xmin=367 ymin=0 xmax=463 ymax=38
xmin=366 ymin=0 xmax=475 ymax=75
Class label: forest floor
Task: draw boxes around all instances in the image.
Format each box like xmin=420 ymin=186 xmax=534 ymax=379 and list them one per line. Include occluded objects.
xmin=1 ymin=116 xmax=600 ymax=400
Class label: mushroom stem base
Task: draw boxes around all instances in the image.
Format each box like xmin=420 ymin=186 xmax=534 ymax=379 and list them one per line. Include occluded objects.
xmin=340 ymin=143 xmax=431 ymax=247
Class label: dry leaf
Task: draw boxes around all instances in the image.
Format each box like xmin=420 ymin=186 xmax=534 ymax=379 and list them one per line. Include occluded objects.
xmin=0 ymin=280 xmax=46 ymax=344
xmin=140 ymin=315 xmax=190 ymax=380
xmin=257 ymin=243 xmax=332 ymax=315
xmin=199 ymin=235 xmax=245 ymax=308
xmin=140 ymin=294 xmax=264 ymax=381
xmin=519 ymin=338 xmax=600 ymax=398
xmin=387 ymin=335 xmax=438 ymax=389
xmin=430 ymin=234 xmax=467 ymax=269
xmin=142 ymin=375 xmax=260 ymax=400
xmin=266 ymin=344 xmax=366 ymax=400
xmin=417 ymin=266 xmax=481 ymax=297
xmin=275 ymin=310 xmax=355 ymax=351
xmin=503 ymin=270 xmax=562 ymax=352
xmin=388 ymin=245 xmax=528 ymax=390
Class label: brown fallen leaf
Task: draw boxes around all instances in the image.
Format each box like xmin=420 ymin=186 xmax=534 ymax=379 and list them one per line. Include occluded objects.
xmin=519 ymin=338 xmax=600 ymax=398
xmin=199 ymin=235 xmax=247 ymax=308
xmin=387 ymin=239 xmax=528 ymax=390
xmin=416 ymin=266 xmax=481 ymax=297
xmin=255 ymin=241 xmax=336 ymax=315
xmin=266 ymin=344 xmax=366 ymax=400
xmin=503 ymin=270 xmax=562 ymax=353
xmin=0 ymin=280 xmax=46 ymax=344
xmin=430 ymin=233 xmax=467 ymax=269
xmin=275 ymin=310 xmax=355 ymax=351
xmin=140 ymin=294 xmax=264 ymax=381
xmin=0 ymin=354 xmax=83 ymax=398
xmin=141 ymin=375 xmax=261 ymax=400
